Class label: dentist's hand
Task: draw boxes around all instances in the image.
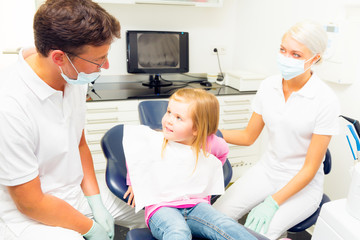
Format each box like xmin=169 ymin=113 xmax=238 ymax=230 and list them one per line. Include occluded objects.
xmin=82 ymin=220 xmax=110 ymax=240
xmin=86 ymin=194 xmax=114 ymax=240
xmin=245 ymin=196 xmax=279 ymax=234
xmin=124 ymin=186 xmax=135 ymax=208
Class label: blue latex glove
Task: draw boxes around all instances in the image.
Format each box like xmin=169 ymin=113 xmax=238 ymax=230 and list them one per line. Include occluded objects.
xmin=83 ymin=220 xmax=110 ymax=240
xmin=86 ymin=194 xmax=115 ymax=240
xmin=245 ymin=196 xmax=279 ymax=234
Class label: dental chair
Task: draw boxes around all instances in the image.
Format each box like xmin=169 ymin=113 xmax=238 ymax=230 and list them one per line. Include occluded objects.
xmin=138 ymin=100 xmax=168 ymax=131
xmin=101 ymin=124 xmax=268 ymax=240
xmin=101 ymin=99 xmax=269 ymax=239
xmin=287 ymin=149 xmax=332 ymax=234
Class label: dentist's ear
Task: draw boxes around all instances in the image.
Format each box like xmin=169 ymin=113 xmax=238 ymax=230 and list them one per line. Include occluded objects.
xmin=51 ymin=50 xmax=67 ymax=67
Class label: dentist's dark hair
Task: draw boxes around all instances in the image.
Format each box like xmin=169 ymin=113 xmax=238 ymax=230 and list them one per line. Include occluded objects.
xmin=33 ymin=0 xmax=120 ymax=57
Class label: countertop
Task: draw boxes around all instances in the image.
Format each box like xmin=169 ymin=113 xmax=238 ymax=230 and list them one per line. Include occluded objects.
xmin=86 ymin=75 xmax=256 ymax=102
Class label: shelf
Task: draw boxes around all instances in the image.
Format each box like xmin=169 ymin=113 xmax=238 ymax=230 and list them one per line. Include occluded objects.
xmin=94 ymin=0 xmax=223 ymax=7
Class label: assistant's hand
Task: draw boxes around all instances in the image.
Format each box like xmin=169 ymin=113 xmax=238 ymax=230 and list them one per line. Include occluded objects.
xmin=244 ymin=195 xmax=279 ymax=234
xmin=83 ymin=220 xmax=110 ymax=240
xmin=86 ymin=194 xmax=114 ymax=240
xmin=123 ymin=186 xmax=135 ymax=208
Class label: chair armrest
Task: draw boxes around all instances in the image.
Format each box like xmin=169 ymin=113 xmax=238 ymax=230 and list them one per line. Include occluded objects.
xmin=105 ymin=157 xmax=129 ymax=203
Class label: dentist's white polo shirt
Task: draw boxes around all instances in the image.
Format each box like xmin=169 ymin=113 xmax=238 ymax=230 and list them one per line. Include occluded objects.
xmin=252 ymin=73 xmax=340 ymax=189
xmin=0 ymin=50 xmax=88 ymax=236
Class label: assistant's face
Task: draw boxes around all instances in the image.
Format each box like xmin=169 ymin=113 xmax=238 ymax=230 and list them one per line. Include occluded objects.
xmin=280 ymin=34 xmax=318 ymax=69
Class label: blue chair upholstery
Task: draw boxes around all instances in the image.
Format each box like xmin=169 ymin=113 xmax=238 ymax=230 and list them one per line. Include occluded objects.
xmin=101 ymin=124 xmax=130 ymax=203
xmin=138 ymin=100 xmax=168 ymax=130
xmin=215 ymin=130 xmax=232 ymax=187
xmin=287 ymin=149 xmax=332 ymax=233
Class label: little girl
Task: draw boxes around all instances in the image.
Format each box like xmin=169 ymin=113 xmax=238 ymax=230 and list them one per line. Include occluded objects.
xmin=123 ymin=89 xmax=256 ymax=240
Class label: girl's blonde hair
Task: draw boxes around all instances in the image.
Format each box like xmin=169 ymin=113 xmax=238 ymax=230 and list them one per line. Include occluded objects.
xmin=162 ymin=88 xmax=220 ymax=164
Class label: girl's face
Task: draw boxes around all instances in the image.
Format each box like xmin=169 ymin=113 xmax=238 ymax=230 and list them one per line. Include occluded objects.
xmin=162 ymin=98 xmax=197 ymax=145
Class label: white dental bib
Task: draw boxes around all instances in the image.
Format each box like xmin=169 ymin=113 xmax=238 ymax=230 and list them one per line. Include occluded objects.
xmin=123 ymin=125 xmax=224 ymax=213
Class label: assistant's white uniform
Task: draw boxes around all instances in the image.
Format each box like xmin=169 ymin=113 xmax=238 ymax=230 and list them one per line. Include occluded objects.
xmin=0 ymin=50 xmax=145 ymax=240
xmin=213 ymin=74 xmax=340 ymax=240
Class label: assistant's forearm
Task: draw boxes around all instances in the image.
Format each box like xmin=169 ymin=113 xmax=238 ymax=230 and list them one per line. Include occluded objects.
xmin=273 ymin=135 xmax=331 ymax=205
xmin=221 ymin=129 xmax=253 ymax=146
xmin=18 ymin=193 xmax=92 ymax=234
xmin=272 ymin=166 xmax=316 ymax=205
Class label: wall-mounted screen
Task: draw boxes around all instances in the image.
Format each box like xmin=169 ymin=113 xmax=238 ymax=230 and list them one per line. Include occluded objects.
xmin=126 ymin=30 xmax=189 ymax=75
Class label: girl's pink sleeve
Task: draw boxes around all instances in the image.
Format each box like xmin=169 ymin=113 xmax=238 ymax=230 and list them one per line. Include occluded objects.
xmin=207 ymin=134 xmax=229 ymax=165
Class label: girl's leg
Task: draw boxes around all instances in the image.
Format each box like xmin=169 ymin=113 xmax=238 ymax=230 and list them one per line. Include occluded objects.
xmin=213 ymin=163 xmax=275 ymax=220
xmin=148 ymin=207 xmax=191 ymax=240
xmin=187 ymin=203 xmax=256 ymax=240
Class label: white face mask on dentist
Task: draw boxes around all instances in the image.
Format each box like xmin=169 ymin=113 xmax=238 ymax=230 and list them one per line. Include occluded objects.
xmin=59 ymin=54 xmax=101 ymax=85
xmin=277 ymin=53 xmax=317 ymax=80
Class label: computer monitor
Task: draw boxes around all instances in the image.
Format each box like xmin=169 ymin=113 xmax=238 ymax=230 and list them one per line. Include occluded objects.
xmin=126 ymin=30 xmax=189 ymax=87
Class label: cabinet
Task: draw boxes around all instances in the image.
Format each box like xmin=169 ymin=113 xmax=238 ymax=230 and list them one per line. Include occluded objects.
xmin=85 ymin=100 xmax=140 ymax=171
xmin=312 ymin=199 xmax=360 ymax=240
xmin=85 ymin=94 xmax=259 ymax=182
xmin=217 ymin=95 xmax=260 ymax=182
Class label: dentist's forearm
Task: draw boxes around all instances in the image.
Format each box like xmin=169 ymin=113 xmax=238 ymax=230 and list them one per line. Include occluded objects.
xmin=18 ymin=194 xmax=93 ymax=234
xmin=8 ymin=176 xmax=93 ymax=235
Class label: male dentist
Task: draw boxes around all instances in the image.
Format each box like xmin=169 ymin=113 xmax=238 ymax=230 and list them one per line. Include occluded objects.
xmin=0 ymin=1 xmax=144 ymax=239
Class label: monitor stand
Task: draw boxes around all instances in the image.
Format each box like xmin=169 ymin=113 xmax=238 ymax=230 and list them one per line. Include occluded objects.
xmin=142 ymin=74 xmax=173 ymax=88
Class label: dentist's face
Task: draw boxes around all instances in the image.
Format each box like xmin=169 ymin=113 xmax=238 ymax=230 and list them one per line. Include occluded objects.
xmin=162 ymin=98 xmax=196 ymax=145
xmin=61 ymin=44 xmax=110 ymax=79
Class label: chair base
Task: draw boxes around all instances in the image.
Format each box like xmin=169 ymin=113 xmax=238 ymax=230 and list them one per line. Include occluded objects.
xmin=126 ymin=227 xmax=269 ymax=240
xmin=125 ymin=228 xmax=208 ymax=240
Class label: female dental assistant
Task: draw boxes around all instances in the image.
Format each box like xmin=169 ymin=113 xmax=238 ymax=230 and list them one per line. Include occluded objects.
xmin=213 ymin=20 xmax=340 ymax=239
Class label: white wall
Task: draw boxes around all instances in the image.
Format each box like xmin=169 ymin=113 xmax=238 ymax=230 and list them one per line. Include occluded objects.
xmin=1 ymin=1 xmax=238 ymax=74
xmin=232 ymin=0 xmax=360 ymax=200
xmin=232 ymin=0 xmax=346 ymax=75
xmin=98 ymin=0 xmax=237 ymax=76
xmin=0 ymin=0 xmax=35 ymax=70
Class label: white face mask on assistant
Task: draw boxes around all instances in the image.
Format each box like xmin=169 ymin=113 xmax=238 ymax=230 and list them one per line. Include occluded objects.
xmin=60 ymin=54 xmax=101 ymax=85
xmin=277 ymin=53 xmax=317 ymax=80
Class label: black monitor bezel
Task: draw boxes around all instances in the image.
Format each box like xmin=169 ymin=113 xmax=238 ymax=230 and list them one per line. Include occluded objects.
xmin=126 ymin=30 xmax=189 ymax=74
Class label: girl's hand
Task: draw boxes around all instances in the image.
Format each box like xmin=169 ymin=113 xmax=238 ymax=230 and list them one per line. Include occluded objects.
xmin=123 ymin=186 xmax=135 ymax=208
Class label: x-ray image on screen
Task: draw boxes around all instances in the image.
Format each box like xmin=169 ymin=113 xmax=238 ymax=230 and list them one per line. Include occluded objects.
xmin=137 ymin=33 xmax=180 ymax=69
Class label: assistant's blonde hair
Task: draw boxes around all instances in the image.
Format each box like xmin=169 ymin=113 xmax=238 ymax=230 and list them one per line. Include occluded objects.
xmin=162 ymin=88 xmax=220 ymax=165
xmin=285 ymin=20 xmax=328 ymax=64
